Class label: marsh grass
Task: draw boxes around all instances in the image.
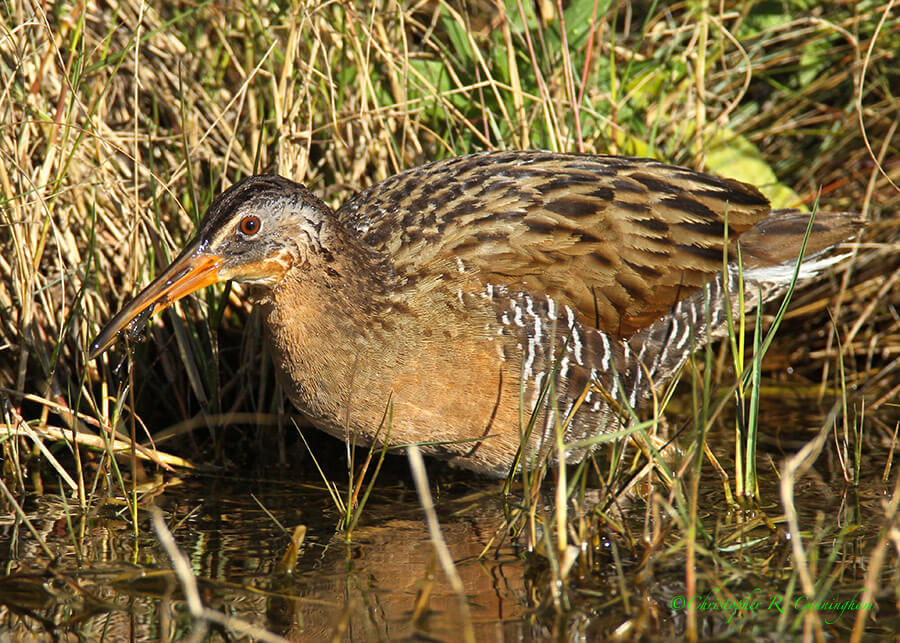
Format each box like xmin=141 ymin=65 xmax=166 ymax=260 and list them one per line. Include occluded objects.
xmin=1 ymin=0 xmax=898 ymax=639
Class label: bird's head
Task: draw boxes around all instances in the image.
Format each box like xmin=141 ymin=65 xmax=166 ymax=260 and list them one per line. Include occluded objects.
xmin=90 ymin=175 xmax=332 ymax=358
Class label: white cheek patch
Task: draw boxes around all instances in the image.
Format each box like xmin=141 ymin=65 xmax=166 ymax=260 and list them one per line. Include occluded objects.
xmin=220 ymin=248 xmax=292 ymax=286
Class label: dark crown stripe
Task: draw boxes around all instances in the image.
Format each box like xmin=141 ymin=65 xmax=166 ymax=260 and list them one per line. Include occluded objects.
xmin=201 ymin=175 xmax=299 ymax=231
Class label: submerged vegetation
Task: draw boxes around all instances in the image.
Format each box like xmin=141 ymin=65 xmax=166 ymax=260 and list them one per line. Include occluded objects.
xmin=1 ymin=0 xmax=898 ymax=639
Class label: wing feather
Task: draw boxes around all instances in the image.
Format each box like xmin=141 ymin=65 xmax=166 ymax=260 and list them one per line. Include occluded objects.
xmin=336 ymin=151 xmax=771 ymax=336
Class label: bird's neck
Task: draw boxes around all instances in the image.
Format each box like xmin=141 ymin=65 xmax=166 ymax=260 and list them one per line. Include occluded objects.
xmin=258 ymin=228 xmax=400 ymax=432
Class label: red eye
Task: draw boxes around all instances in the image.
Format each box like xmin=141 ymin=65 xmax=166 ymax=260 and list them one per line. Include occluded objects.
xmin=239 ymin=215 xmax=261 ymax=236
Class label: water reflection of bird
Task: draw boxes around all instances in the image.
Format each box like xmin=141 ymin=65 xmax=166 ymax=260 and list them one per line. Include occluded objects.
xmin=91 ymin=151 xmax=859 ymax=476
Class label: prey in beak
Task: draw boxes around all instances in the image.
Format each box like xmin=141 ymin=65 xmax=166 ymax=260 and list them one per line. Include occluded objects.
xmin=90 ymin=241 xmax=224 ymax=359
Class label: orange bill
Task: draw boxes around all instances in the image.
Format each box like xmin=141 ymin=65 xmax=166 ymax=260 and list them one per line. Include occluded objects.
xmin=89 ymin=243 xmax=224 ymax=359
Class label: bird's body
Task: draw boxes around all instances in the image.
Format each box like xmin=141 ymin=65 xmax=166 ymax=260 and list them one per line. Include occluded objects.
xmin=92 ymin=151 xmax=859 ymax=477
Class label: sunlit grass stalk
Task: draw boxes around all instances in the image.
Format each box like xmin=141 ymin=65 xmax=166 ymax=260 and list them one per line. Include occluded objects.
xmin=685 ymin=291 xmax=715 ymax=640
xmin=742 ymin=207 xmax=822 ymax=499
xmin=742 ymin=297 xmax=763 ymax=499
xmin=0 ymin=477 xmax=54 ymax=559
xmin=345 ymin=409 xmax=393 ymax=536
xmin=720 ymin=205 xmax=748 ymax=500
xmin=100 ymin=372 xmax=134 ymax=520
xmin=550 ymin=376 xmax=570 ymax=588
xmin=59 ymin=480 xmax=83 ymax=565
xmin=832 ymin=317 xmax=858 ymax=484
xmin=294 ymin=420 xmax=347 ymax=518
xmin=128 ymin=342 xmax=140 ymax=533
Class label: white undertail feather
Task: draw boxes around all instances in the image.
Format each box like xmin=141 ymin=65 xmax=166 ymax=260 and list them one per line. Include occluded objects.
xmin=742 ymin=251 xmax=852 ymax=284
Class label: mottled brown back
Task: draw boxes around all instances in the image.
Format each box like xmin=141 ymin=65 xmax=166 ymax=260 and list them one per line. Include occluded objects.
xmin=337 ymin=150 xmax=772 ymax=336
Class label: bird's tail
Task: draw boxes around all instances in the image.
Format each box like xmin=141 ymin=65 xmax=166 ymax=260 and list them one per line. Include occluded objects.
xmin=626 ymin=210 xmax=862 ymax=396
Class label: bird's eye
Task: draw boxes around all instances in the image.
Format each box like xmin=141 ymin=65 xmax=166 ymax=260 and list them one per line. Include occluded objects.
xmin=239 ymin=215 xmax=261 ymax=236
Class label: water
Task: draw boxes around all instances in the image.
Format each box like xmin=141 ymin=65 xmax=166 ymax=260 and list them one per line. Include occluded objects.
xmin=1 ymin=416 xmax=897 ymax=640
xmin=1 ymin=474 xmax=543 ymax=640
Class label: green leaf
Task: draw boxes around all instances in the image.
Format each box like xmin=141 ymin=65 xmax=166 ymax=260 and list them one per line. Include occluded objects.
xmin=705 ymin=129 xmax=805 ymax=210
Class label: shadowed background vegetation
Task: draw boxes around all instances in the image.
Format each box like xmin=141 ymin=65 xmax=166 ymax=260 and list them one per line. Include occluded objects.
xmin=1 ymin=0 xmax=898 ymax=639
